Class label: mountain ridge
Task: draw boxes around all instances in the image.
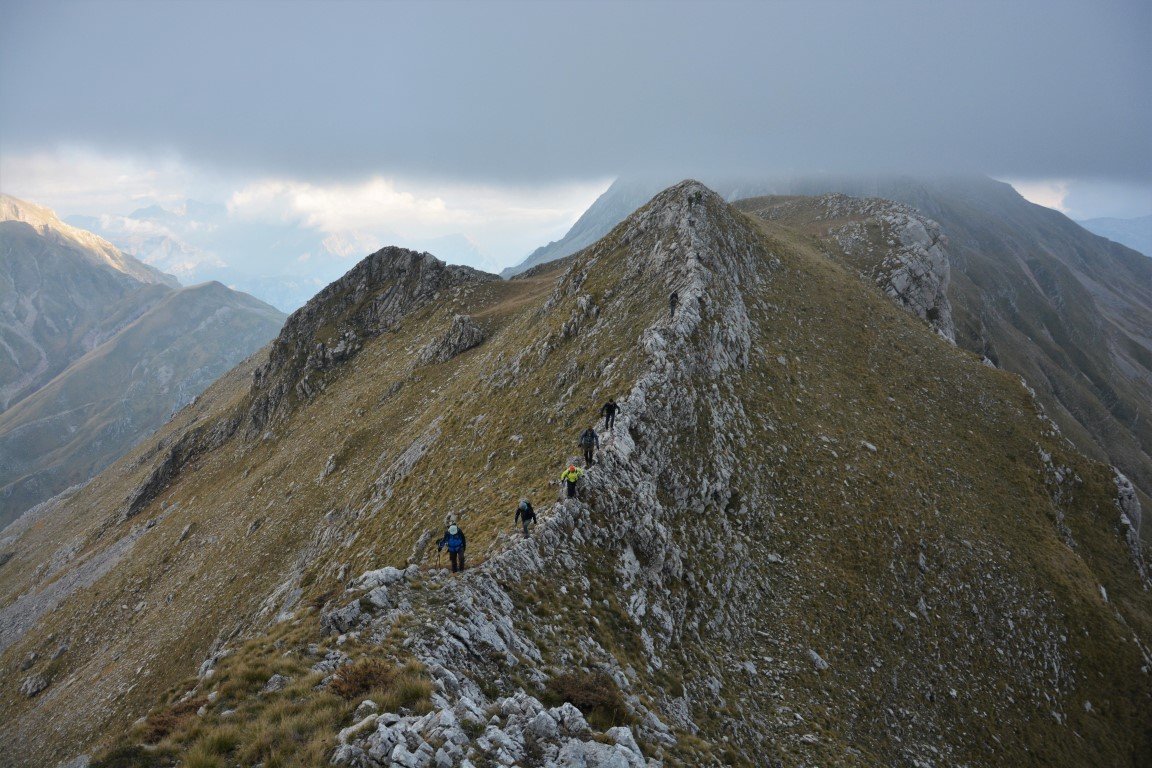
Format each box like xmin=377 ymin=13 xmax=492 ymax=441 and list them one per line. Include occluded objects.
xmin=1 ymin=181 xmax=1148 ymax=767
xmin=0 ymin=279 xmax=285 ymax=530
xmin=503 ymin=175 xmax=1152 ymax=524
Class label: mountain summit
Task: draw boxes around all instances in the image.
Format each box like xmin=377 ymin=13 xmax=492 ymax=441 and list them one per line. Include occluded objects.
xmin=1 ymin=182 xmax=1149 ymax=767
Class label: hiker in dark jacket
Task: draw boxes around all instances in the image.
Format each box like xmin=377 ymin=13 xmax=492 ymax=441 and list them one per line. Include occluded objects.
xmin=515 ymin=498 xmax=536 ymax=536
xmin=601 ymin=399 xmax=619 ymax=431
xmin=437 ymin=523 xmax=467 ymax=572
xmin=579 ymin=426 xmax=599 ymax=465
xmin=669 ymin=290 xmax=679 ymax=319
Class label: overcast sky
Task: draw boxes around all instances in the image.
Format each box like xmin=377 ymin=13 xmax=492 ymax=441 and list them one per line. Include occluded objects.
xmin=1 ymin=0 xmax=1149 ymax=274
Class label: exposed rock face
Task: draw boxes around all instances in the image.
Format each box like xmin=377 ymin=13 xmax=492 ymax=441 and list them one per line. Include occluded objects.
xmin=1115 ymin=470 xmax=1148 ymax=583
xmin=117 ymin=415 xmax=241 ymax=521
xmin=826 ymin=196 xmax=955 ymax=342
xmin=247 ymin=248 xmax=497 ymax=433
xmin=418 ymin=314 xmax=485 ymax=364
xmin=19 ymin=673 xmax=48 ymax=697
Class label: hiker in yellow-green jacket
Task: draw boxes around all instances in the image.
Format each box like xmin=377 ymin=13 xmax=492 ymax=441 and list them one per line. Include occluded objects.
xmin=560 ymin=464 xmax=584 ymax=499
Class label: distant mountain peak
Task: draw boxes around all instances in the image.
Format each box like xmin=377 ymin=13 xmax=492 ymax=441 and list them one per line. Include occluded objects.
xmin=0 ymin=193 xmax=178 ymax=287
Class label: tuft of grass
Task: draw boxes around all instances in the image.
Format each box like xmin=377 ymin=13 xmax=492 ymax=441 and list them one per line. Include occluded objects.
xmin=373 ymin=662 xmax=434 ymax=714
xmin=544 ymin=671 xmax=633 ymax=730
xmin=89 ymin=745 xmax=177 ymax=768
xmin=136 ymin=696 xmax=206 ymax=744
xmin=181 ymin=745 xmax=224 ymax=768
xmin=329 ymin=658 xmax=396 ymax=700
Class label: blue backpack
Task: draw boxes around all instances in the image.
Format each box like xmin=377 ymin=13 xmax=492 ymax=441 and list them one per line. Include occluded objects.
xmin=445 ymin=530 xmax=465 ymax=552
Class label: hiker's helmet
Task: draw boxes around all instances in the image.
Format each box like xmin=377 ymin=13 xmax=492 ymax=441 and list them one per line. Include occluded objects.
xmin=448 ymin=524 xmax=459 ymax=535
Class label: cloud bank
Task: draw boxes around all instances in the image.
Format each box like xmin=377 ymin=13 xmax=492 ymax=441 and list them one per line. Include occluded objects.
xmin=2 ymin=0 xmax=1148 ymax=187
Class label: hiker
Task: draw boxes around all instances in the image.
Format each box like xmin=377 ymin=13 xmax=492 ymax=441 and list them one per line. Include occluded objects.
xmin=437 ymin=522 xmax=467 ymax=572
xmin=601 ymin=398 xmax=619 ymax=431
xmin=560 ymin=463 xmax=584 ymax=498
xmin=579 ymin=426 xmax=599 ymax=465
xmin=669 ymin=290 xmax=679 ymax=319
xmin=515 ymin=498 xmax=536 ymax=536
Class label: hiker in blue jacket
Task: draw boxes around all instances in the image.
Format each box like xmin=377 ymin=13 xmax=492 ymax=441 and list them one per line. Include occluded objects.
xmin=437 ymin=522 xmax=467 ymax=572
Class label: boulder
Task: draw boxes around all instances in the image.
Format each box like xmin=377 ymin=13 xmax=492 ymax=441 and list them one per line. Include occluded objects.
xmin=419 ymin=315 xmax=485 ymax=364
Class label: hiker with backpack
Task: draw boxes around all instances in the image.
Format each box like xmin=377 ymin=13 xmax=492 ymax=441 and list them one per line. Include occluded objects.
xmin=515 ymin=498 xmax=536 ymax=536
xmin=560 ymin=464 xmax=584 ymax=498
xmin=579 ymin=426 xmax=599 ymax=466
xmin=601 ymin=398 xmax=619 ymax=431
xmin=437 ymin=522 xmax=467 ymax=573
xmin=669 ymin=290 xmax=679 ymax=319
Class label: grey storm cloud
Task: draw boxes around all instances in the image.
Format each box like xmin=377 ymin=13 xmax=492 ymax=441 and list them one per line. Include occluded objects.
xmin=1 ymin=0 xmax=1149 ymax=184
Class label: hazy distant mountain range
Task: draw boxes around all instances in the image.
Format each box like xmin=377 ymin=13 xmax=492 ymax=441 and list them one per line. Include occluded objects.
xmin=68 ymin=202 xmax=488 ymax=313
xmin=0 ymin=195 xmax=285 ymax=528
xmin=66 ymin=203 xmax=338 ymax=313
xmin=1076 ymin=214 xmax=1152 ymax=257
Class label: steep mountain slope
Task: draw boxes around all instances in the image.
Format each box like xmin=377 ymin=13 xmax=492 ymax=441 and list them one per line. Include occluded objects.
xmin=1 ymin=235 xmax=166 ymax=414
xmin=1 ymin=183 xmax=1149 ymax=768
xmin=505 ymin=176 xmax=1152 ymax=520
xmin=1 ymin=195 xmax=180 ymax=412
xmin=1078 ymin=214 xmax=1152 ymax=258
xmin=0 ymin=282 xmax=285 ymax=529
xmin=784 ymin=176 xmax=1152 ymax=524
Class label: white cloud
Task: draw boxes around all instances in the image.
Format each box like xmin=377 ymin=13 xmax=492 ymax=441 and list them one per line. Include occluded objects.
xmin=0 ymin=145 xmax=218 ymax=215
xmin=1002 ymin=177 xmax=1152 ymax=220
xmin=227 ymin=174 xmax=611 ymax=271
xmin=0 ymin=146 xmax=610 ymax=273
xmin=1003 ymin=179 xmax=1071 ymax=213
xmin=227 ymin=177 xmax=461 ymax=234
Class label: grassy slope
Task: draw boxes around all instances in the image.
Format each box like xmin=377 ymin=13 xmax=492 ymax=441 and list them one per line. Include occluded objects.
xmin=1 ymin=191 xmax=1149 ymax=767
xmin=0 ymin=283 xmax=285 ymax=527
xmin=718 ymin=216 xmax=1151 ymax=765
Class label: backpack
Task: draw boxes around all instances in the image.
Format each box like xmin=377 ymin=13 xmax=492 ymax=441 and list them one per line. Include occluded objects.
xmin=445 ymin=530 xmax=465 ymax=552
